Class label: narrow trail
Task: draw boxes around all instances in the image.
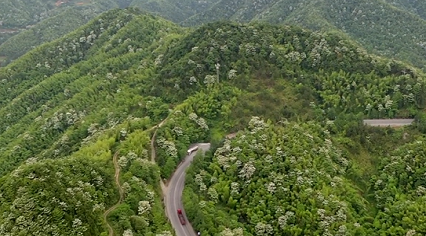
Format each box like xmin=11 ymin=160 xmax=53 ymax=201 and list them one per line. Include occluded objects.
xmin=150 ymin=118 xmax=169 ymax=195
xmin=103 ymin=151 xmax=123 ymax=236
xmin=150 ymin=118 xmax=168 ymax=163
xmin=102 ymin=117 xmax=168 ymax=236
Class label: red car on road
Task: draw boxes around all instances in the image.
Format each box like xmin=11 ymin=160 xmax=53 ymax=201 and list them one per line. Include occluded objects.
xmin=177 ymin=209 xmax=186 ymax=225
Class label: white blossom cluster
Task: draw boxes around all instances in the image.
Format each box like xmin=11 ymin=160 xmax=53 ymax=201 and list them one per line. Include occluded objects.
xmin=1 ymin=164 xmax=106 ymax=235
xmin=123 ymin=229 xmax=134 ymax=236
xmin=316 ymin=201 xmax=348 ymax=234
xmin=248 ymin=116 xmax=268 ymax=134
xmin=240 ymin=43 xmax=258 ymax=56
xmin=266 ymin=182 xmax=276 ymax=194
xmin=219 ymin=227 xmax=244 ymax=236
xmin=156 ymin=231 xmax=173 ymax=236
xmin=284 ymin=51 xmax=306 ymax=64
xmin=157 ymin=137 xmax=178 ymax=158
xmin=254 ymin=222 xmax=273 ymax=235
xmin=195 ymin=173 xmax=207 ymax=192
xmin=238 ymin=161 xmax=256 ymax=180
xmin=138 ymin=201 xmax=151 ymax=215
xmin=118 ymin=156 xmax=128 ymax=167
xmin=208 ymin=187 xmax=219 ymax=203
xmin=188 ymin=112 xmax=209 ymax=130
xmin=189 ymin=76 xmax=198 ymax=85
xmin=87 ymin=123 xmax=100 ymax=135
xmin=122 ymin=182 xmax=131 ymax=195
xmin=204 ymin=74 xmax=216 ymax=85
xmin=42 ymin=109 xmax=86 ymax=131
xmin=172 ymin=126 xmax=183 ymax=136
xmin=154 ymin=54 xmax=163 ymax=66
xmin=278 ymin=211 xmax=295 ymax=229
xmin=228 ymin=69 xmax=237 ymax=79
xmin=118 ymin=152 xmax=138 ymax=168
xmin=231 ymin=182 xmax=240 ymax=196
xmin=416 ymin=186 xmax=426 ymax=196
xmin=308 ymin=37 xmax=332 ymax=67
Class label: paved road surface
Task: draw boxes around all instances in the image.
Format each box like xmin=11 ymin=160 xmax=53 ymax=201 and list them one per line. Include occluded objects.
xmin=363 ymin=119 xmax=414 ymax=127
xmin=166 ymin=143 xmax=211 ymax=236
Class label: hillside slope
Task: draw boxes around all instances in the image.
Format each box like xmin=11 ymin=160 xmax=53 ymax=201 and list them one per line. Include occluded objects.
xmin=0 ymin=8 xmax=88 ymax=65
xmin=0 ymin=0 xmax=132 ymax=65
xmin=184 ymin=118 xmax=426 ymax=235
xmin=0 ymin=8 xmax=425 ymax=235
xmin=0 ymin=8 xmax=180 ymax=236
xmin=384 ymin=0 xmax=426 ymax=20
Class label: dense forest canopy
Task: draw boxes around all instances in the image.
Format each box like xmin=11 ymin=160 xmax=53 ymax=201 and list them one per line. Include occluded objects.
xmin=0 ymin=6 xmax=425 ymax=236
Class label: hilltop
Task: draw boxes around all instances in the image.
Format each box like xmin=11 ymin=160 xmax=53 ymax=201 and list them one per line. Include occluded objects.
xmin=0 ymin=8 xmax=425 ymax=235
xmin=3 ymin=0 xmax=426 ymax=70
xmin=179 ymin=0 xmax=426 ymax=69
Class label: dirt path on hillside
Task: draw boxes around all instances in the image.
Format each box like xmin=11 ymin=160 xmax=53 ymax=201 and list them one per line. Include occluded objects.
xmin=103 ymin=151 xmax=123 ymax=236
xmin=102 ymin=117 xmax=169 ymax=235
xmin=150 ymin=119 xmax=165 ymax=162
xmin=150 ymin=118 xmax=168 ymax=194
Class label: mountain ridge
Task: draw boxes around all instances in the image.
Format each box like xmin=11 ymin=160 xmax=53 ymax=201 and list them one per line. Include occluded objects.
xmin=0 ymin=8 xmax=425 ymax=236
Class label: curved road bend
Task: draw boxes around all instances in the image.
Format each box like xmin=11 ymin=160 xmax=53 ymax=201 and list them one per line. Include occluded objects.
xmin=164 ymin=119 xmax=414 ymax=234
xmin=166 ymin=143 xmax=211 ymax=236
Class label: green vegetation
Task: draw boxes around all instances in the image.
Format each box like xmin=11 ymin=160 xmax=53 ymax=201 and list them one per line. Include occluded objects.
xmin=385 ymin=0 xmax=426 ymax=20
xmin=0 ymin=0 xmax=135 ymax=64
xmin=180 ymin=0 xmax=426 ymax=70
xmin=0 ymin=8 xmax=89 ymax=64
xmin=129 ymin=0 xmax=216 ymax=23
xmin=4 ymin=0 xmax=426 ymax=71
xmin=0 ymin=8 xmax=180 ymax=235
xmin=184 ymin=118 xmax=426 ymax=235
xmin=0 ymin=7 xmax=426 ymax=235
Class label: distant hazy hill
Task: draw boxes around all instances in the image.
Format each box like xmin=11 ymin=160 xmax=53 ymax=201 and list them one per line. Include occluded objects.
xmin=0 ymin=0 xmax=133 ymax=65
xmin=178 ymin=0 xmax=426 ymax=69
xmin=0 ymin=8 xmax=88 ymax=64
xmin=4 ymin=0 xmax=426 ymax=70
xmin=129 ymin=0 xmax=217 ymax=23
xmin=384 ymin=0 xmax=426 ymax=20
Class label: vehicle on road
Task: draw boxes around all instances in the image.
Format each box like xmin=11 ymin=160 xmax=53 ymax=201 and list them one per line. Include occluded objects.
xmin=177 ymin=209 xmax=186 ymax=225
xmin=187 ymin=146 xmax=199 ymax=155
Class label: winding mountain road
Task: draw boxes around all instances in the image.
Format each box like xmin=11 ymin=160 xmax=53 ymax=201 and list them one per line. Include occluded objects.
xmin=165 ymin=143 xmax=210 ymax=236
xmin=162 ymin=119 xmax=413 ymax=235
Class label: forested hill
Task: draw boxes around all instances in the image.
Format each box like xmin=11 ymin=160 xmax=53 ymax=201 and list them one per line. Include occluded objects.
xmin=129 ymin=0 xmax=217 ymax=23
xmin=0 ymin=8 xmax=426 ymax=235
xmin=180 ymin=0 xmax=426 ymax=69
xmin=3 ymin=0 xmax=426 ymax=70
xmin=0 ymin=0 xmax=135 ymax=65
xmin=384 ymin=0 xmax=426 ymax=20
xmin=0 ymin=0 xmax=216 ymax=66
